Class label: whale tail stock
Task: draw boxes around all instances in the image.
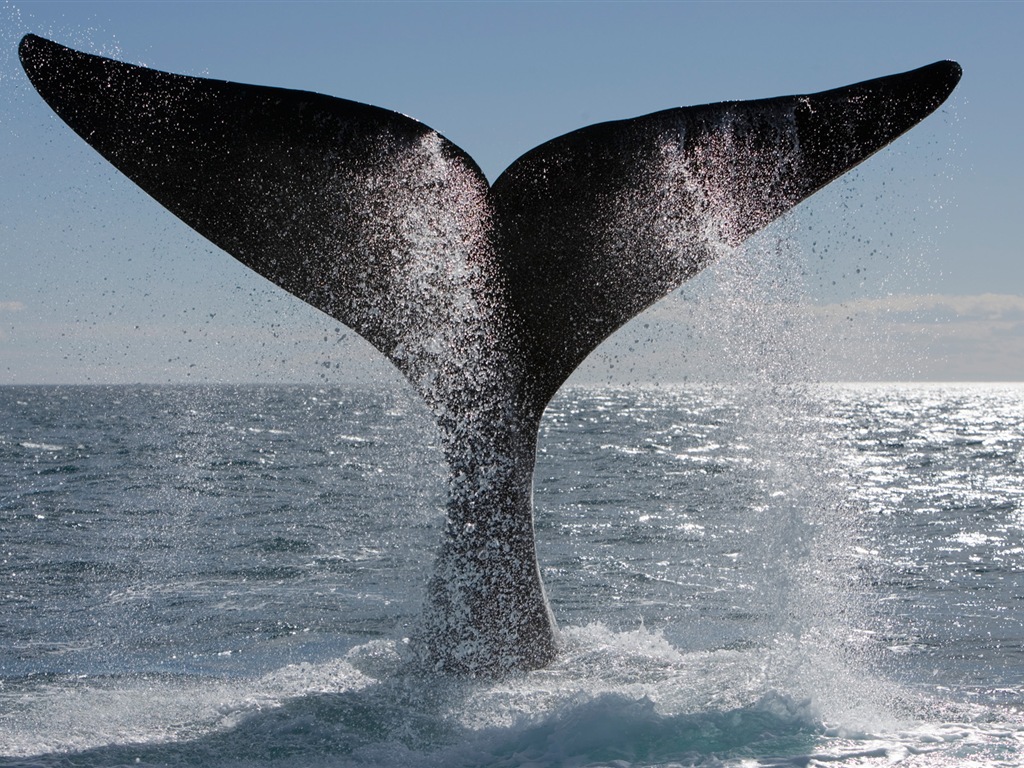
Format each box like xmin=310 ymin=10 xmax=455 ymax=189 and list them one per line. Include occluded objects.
xmin=19 ymin=34 xmax=960 ymax=675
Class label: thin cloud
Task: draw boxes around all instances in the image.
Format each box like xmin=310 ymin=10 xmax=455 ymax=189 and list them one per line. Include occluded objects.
xmin=0 ymin=301 xmax=25 ymax=312
xmin=819 ymin=293 xmax=1024 ymax=322
xmin=811 ymin=294 xmax=1024 ymax=381
xmin=574 ymin=293 xmax=1024 ymax=384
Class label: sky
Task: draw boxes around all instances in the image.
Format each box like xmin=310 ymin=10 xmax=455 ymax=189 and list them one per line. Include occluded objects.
xmin=1 ymin=0 xmax=1021 ymax=385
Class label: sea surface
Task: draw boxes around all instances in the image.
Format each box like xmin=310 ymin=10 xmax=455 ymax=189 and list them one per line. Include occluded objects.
xmin=1 ymin=382 xmax=1022 ymax=767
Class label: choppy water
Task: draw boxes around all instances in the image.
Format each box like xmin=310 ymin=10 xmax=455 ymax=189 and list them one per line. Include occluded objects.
xmin=1 ymin=382 xmax=1022 ymax=766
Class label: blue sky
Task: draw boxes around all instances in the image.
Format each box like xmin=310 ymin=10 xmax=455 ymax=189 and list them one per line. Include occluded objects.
xmin=1 ymin=1 xmax=1021 ymax=384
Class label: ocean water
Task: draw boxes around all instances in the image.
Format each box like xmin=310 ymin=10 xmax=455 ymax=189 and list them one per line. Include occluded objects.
xmin=1 ymin=382 xmax=1022 ymax=767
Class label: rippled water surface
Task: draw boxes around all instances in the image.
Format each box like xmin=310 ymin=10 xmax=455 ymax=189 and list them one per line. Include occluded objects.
xmin=1 ymin=383 xmax=1022 ymax=766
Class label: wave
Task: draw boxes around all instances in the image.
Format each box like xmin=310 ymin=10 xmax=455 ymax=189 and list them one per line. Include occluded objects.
xmin=3 ymin=627 xmax=1020 ymax=768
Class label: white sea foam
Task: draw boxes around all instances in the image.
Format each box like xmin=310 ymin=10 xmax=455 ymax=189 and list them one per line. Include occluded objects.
xmin=18 ymin=441 xmax=64 ymax=451
xmin=3 ymin=629 xmax=1020 ymax=767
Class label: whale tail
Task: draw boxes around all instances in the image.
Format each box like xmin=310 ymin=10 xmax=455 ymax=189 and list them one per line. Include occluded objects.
xmin=19 ymin=34 xmax=960 ymax=415
xmin=19 ymin=34 xmax=960 ymax=674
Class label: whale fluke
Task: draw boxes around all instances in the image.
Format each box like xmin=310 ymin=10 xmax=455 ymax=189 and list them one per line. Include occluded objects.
xmin=493 ymin=59 xmax=961 ymax=407
xmin=19 ymin=33 xmax=960 ymax=675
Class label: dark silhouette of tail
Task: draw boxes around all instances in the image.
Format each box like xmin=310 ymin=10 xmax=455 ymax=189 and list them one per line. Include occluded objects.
xmin=20 ymin=33 xmax=960 ymax=675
